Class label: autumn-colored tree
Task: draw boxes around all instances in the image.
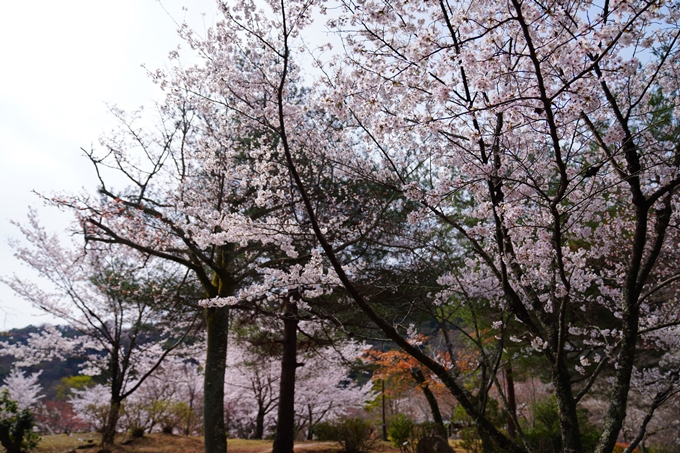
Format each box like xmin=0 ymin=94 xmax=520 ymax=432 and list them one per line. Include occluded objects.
xmin=366 ymin=336 xmax=478 ymax=436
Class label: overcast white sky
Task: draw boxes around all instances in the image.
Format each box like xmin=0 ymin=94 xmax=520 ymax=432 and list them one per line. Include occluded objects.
xmin=0 ymin=0 xmax=218 ymax=330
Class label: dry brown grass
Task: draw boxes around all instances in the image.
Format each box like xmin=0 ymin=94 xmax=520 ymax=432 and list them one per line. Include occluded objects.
xmin=33 ymin=434 xmax=100 ymax=453
xmin=26 ymin=434 xmax=463 ymax=453
xmin=29 ymin=434 xmax=343 ymax=453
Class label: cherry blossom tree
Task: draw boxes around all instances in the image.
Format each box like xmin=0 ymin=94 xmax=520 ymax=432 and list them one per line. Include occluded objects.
xmin=310 ymin=1 xmax=680 ymax=452
xmin=68 ymin=358 xmax=204 ymax=437
xmin=223 ymin=336 xmax=370 ymax=440
xmin=156 ymin=1 xmax=680 ymax=453
xmin=0 ymin=370 xmax=43 ymax=412
xmin=289 ymin=1 xmax=680 ymax=452
xmin=69 ymin=384 xmax=111 ymax=433
xmin=1 ymin=216 xmax=199 ymax=449
xmin=120 ymin=357 xmax=203 ymax=435
xmin=37 ymin=0 xmax=680 ymax=451
xmin=48 ymin=35 xmax=393 ymax=453
xmin=153 ymin=5 xmax=416 ymax=450
xmin=47 ymin=65 xmax=323 ymax=453
xmin=224 ymin=339 xmax=280 ymax=439
xmin=294 ymin=342 xmax=372 ymax=440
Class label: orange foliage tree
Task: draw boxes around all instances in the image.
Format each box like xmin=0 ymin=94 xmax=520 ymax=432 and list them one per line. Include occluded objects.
xmin=365 ymin=336 xmax=478 ymax=436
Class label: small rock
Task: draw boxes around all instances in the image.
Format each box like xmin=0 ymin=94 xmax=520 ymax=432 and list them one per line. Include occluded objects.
xmin=416 ymin=436 xmax=454 ymax=453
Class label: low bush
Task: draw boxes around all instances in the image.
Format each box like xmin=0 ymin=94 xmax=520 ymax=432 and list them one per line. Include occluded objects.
xmin=388 ymin=414 xmax=416 ymax=453
xmin=310 ymin=417 xmax=377 ymax=452
xmin=388 ymin=415 xmax=448 ymax=453
xmin=522 ymin=396 xmax=599 ymax=453
xmin=0 ymin=390 xmax=41 ymax=453
xmin=129 ymin=427 xmax=146 ymax=438
xmin=313 ymin=421 xmax=338 ymax=441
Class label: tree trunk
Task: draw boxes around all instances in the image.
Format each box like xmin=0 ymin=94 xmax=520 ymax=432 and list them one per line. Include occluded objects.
xmin=411 ymin=369 xmax=447 ymax=438
xmin=553 ymin=360 xmax=584 ymax=453
xmin=204 ymin=306 xmax=229 ymax=453
xmin=505 ymin=362 xmax=517 ymax=438
xmin=184 ymin=397 xmax=194 ymax=436
xmin=307 ymin=405 xmax=313 ymax=440
xmin=272 ymin=301 xmax=299 ymax=453
xmin=100 ymin=399 xmax=122 ymax=451
xmin=254 ymin=402 xmax=265 ymax=440
xmin=480 ymin=431 xmax=495 ymax=453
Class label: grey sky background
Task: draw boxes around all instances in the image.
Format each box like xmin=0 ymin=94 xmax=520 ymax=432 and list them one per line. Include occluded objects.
xmin=0 ymin=0 xmax=218 ymax=330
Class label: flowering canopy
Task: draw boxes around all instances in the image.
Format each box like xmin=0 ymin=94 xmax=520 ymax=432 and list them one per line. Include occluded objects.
xmin=35 ymin=0 xmax=680 ymax=451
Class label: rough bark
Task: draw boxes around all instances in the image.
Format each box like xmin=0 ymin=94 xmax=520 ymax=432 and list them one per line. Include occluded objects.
xmin=382 ymin=379 xmax=388 ymax=441
xmin=100 ymin=399 xmax=122 ymax=451
xmin=272 ymin=301 xmax=299 ymax=453
xmin=553 ymin=361 xmax=583 ymax=453
xmin=204 ymin=306 xmax=229 ymax=453
xmin=480 ymin=432 xmax=495 ymax=453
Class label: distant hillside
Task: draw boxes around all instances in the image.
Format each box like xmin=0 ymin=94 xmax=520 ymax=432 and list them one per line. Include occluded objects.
xmin=0 ymin=325 xmax=89 ymax=400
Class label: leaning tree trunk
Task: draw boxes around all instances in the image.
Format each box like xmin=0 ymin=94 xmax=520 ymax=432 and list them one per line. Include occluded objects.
xmin=204 ymin=306 xmax=230 ymax=453
xmin=272 ymin=300 xmax=299 ymax=453
xmin=411 ymin=369 xmax=447 ymax=438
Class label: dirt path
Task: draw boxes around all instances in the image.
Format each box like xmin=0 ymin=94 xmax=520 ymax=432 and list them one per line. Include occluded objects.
xmin=256 ymin=441 xmax=337 ymax=453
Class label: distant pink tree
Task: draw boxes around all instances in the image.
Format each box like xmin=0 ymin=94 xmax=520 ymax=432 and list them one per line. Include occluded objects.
xmin=222 ymin=338 xmax=370 ymax=440
xmin=294 ymin=343 xmax=372 ymax=440
xmin=1 ymin=215 xmax=199 ymax=448
xmin=0 ymin=369 xmax=43 ymax=411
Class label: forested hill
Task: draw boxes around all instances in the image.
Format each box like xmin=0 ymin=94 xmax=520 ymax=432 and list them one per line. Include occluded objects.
xmin=0 ymin=325 xmax=87 ymax=399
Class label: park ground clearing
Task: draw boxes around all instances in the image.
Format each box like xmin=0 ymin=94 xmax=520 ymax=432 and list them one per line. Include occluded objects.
xmin=27 ymin=434 xmax=467 ymax=453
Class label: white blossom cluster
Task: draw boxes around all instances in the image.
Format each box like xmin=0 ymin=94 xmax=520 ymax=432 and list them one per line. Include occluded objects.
xmin=0 ymin=369 xmax=43 ymax=413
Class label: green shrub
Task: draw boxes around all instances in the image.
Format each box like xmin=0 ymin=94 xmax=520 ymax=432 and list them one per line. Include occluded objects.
xmin=418 ymin=421 xmax=447 ymax=439
xmin=0 ymin=390 xmax=41 ymax=453
xmin=335 ymin=418 xmax=377 ymax=453
xmin=388 ymin=414 xmax=416 ymax=453
xmin=522 ymin=396 xmax=599 ymax=453
xmin=388 ymin=414 xmax=448 ymax=453
xmin=452 ymin=405 xmax=483 ymax=453
xmin=129 ymin=426 xmax=146 ymax=438
xmin=451 ymin=399 xmax=510 ymax=453
xmin=313 ymin=421 xmax=339 ymax=441
xmin=458 ymin=427 xmax=484 ymax=453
